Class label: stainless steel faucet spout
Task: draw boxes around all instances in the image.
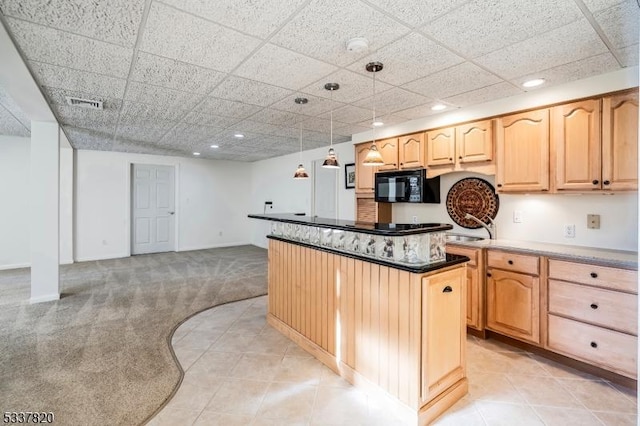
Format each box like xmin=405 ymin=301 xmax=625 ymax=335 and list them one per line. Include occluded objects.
xmin=464 ymin=213 xmax=497 ymax=240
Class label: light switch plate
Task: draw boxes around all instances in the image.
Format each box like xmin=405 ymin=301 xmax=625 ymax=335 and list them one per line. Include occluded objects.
xmin=587 ymin=214 xmax=600 ymax=229
xmin=513 ymin=210 xmax=523 ymax=223
xmin=564 ymin=224 xmax=576 ymax=238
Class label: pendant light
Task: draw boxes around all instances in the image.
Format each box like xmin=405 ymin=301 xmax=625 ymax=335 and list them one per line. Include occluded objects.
xmin=363 ymin=61 xmax=385 ymax=166
xmin=293 ymin=97 xmax=309 ymax=179
xmin=322 ymin=82 xmax=340 ymax=169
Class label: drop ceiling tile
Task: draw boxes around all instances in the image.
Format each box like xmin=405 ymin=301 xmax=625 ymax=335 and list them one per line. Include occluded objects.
xmin=231 ymin=120 xmax=283 ymax=136
xmin=112 ymin=138 xmax=182 ymax=156
xmin=475 ymin=19 xmax=609 ymax=79
xmin=298 ymin=117 xmax=333 ymax=134
xmin=249 ymin=108 xmax=305 ymax=126
xmin=353 ymin=87 xmax=432 ymax=115
xmin=131 ymin=52 xmax=226 ymax=94
xmin=209 ymin=77 xmax=293 ymax=106
xmin=30 ymin=61 xmax=127 ymax=99
xmin=159 ymin=0 xmax=308 ymax=38
xmin=593 ymin=0 xmax=639 ymax=49
xmin=120 ymin=100 xmax=188 ymax=122
xmin=402 ymin=62 xmax=501 ymax=99
xmin=0 ymin=104 xmax=30 ymax=136
xmin=334 ymin=122 xmax=371 ymax=136
xmin=42 ymin=86 xmax=123 ymax=111
xmin=5 ymin=18 xmax=133 ymax=78
xmin=347 ymin=32 xmax=465 ymax=86
xmin=53 ymin=104 xmax=119 ymax=134
xmin=140 ymin=2 xmax=261 ymax=73
xmin=581 ymin=0 xmax=627 ymax=12
xmin=0 ymin=86 xmax=30 ymax=129
xmin=443 ymin=81 xmax=522 ymax=107
xmin=182 ymin=112 xmax=239 ymax=128
xmin=321 ymin=104 xmax=372 ymax=124
xmin=512 ymin=52 xmax=620 ymax=88
xmin=271 ymin=0 xmax=410 ymax=66
xmin=193 ymin=97 xmax=263 ymax=119
xmin=159 ymin=123 xmax=223 ymax=145
xmin=63 ymin=126 xmax=114 ymax=150
xmin=116 ymin=117 xmax=177 ymax=142
xmin=422 ymin=0 xmax=583 ymax=59
xmin=354 ymin=114 xmax=407 ymax=129
xmin=617 ymin=44 xmax=639 ymax=67
xmin=301 ymin=69 xmax=393 ymax=103
xmin=124 ymin=82 xmax=204 ymax=111
xmin=393 ymin=103 xmax=449 ymax=120
xmin=0 ymin=0 xmax=145 ymax=47
xmin=363 ymin=0 xmax=471 ymax=26
xmin=234 ymin=43 xmax=338 ymax=90
xmin=269 ymin=93 xmax=341 ymax=117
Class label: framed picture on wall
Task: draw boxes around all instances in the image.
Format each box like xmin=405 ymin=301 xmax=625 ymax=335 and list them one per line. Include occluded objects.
xmin=345 ymin=163 xmax=356 ymax=189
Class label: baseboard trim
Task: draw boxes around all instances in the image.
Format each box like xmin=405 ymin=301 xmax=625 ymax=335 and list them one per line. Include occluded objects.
xmin=74 ymin=253 xmax=129 ymax=262
xmin=0 ymin=262 xmax=30 ymax=271
xmin=30 ymin=293 xmax=60 ymax=304
xmin=177 ymin=242 xmax=249 ymax=252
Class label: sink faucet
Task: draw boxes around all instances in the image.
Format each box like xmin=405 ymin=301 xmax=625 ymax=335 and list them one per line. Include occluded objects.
xmin=464 ymin=213 xmax=497 ymax=240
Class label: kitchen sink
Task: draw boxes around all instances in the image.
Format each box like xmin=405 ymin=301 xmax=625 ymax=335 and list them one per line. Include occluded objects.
xmin=446 ymin=234 xmax=485 ymax=242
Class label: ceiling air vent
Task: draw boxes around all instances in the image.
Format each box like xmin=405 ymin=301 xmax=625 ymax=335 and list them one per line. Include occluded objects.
xmin=65 ymin=96 xmax=103 ymax=110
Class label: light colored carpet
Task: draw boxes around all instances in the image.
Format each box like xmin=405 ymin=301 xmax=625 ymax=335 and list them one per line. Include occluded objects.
xmin=0 ymin=245 xmax=268 ymax=426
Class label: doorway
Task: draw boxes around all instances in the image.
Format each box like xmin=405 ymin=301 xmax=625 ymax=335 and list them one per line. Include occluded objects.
xmin=312 ymin=159 xmax=338 ymax=219
xmin=131 ymin=164 xmax=176 ymax=255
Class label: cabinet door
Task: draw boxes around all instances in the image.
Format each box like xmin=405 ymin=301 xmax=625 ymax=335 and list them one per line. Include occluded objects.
xmin=355 ymin=142 xmax=376 ymax=193
xmin=422 ymin=267 xmax=465 ymax=401
xmin=456 ymin=119 xmax=493 ymax=164
xmin=552 ymin=99 xmax=602 ymax=191
xmin=399 ymin=133 xmax=425 ymax=169
xmin=486 ymin=268 xmax=540 ymax=344
xmin=426 ymin=127 xmax=455 ymax=166
xmin=602 ymin=91 xmax=638 ymax=191
xmin=377 ymin=138 xmax=399 ymax=171
xmin=446 ymin=245 xmax=481 ymax=330
xmin=496 ymin=109 xmax=550 ymax=192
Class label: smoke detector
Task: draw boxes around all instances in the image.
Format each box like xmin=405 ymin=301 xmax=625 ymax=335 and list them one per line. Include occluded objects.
xmin=346 ymin=37 xmax=369 ymax=53
xmin=65 ymin=96 xmax=103 ymax=110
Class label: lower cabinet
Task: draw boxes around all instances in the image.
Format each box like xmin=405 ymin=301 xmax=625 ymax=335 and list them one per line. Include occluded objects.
xmin=445 ymin=244 xmax=484 ymax=331
xmin=486 ymin=250 xmax=541 ymax=345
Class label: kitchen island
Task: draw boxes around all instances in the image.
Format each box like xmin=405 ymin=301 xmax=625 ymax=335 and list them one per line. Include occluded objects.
xmin=249 ymin=214 xmax=470 ymax=425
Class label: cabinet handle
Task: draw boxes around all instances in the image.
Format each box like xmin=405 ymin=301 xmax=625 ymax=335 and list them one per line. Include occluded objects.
xmin=603 ymin=180 xmax=610 ymax=185
xmin=486 ymin=272 xmax=492 ymax=277
xmin=400 ymin=162 xmax=404 ymax=165
xmin=592 ymin=179 xmax=599 ymax=185
xmin=508 ymin=260 xmax=514 ymax=265
xmin=442 ymin=285 xmax=453 ymax=293
xmin=448 ymin=158 xmax=453 ymax=161
xmin=590 ymin=272 xmax=598 ymax=278
xmin=590 ymin=341 xmax=598 ymax=348
xmin=590 ymin=303 xmax=598 ymax=310
xmin=497 ymin=184 xmax=502 ymax=188
xmin=458 ymin=156 xmax=462 ymax=160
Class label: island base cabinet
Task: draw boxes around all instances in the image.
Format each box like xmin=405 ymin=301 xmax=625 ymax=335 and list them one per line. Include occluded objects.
xmin=267 ymin=239 xmax=468 ymax=425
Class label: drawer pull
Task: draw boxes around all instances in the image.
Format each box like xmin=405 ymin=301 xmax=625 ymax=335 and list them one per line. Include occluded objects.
xmin=590 ymin=341 xmax=598 ymax=348
xmin=487 ymin=272 xmax=492 ymax=277
xmin=590 ymin=272 xmax=598 ymax=278
xmin=508 ymin=260 xmax=514 ymax=265
xmin=442 ymin=285 xmax=453 ymax=293
xmin=590 ymin=303 xmax=598 ymax=310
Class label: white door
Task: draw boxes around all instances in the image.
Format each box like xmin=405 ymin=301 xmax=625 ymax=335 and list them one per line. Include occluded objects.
xmin=132 ymin=164 xmax=175 ymax=255
xmin=312 ymin=159 xmax=337 ymax=219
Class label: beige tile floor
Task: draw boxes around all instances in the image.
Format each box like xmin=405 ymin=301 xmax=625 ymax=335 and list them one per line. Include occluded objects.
xmin=150 ymin=296 xmax=638 ymax=425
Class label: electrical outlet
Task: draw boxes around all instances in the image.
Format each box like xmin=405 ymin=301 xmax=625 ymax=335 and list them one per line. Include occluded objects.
xmin=513 ymin=210 xmax=523 ymax=223
xmin=587 ymin=214 xmax=600 ymax=229
xmin=412 ymin=215 xmax=418 ymax=224
xmin=564 ymin=224 xmax=576 ymax=238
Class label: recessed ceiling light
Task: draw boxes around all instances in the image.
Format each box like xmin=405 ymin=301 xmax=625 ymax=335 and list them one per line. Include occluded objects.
xmin=193 ymin=152 xmax=200 ymax=156
xmin=372 ymin=120 xmax=384 ymax=127
xmin=234 ymin=133 xmax=244 ymax=139
xmin=210 ymin=144 xmax=219 ymax=148
xmin=431 ymin=103 xmax=447 ymax=111
xmin=522 ymin=78 xmax=545 ymax=88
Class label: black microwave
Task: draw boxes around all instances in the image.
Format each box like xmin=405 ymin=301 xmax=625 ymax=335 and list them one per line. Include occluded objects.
xmin=374 ymin=169 xmax=440 ymax=203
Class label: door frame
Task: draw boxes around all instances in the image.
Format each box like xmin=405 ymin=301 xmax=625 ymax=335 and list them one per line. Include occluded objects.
xmin=125 ymin=161 xmax=180 ymax=257
xmin=311 ymin=158 xmax=339 ymax=220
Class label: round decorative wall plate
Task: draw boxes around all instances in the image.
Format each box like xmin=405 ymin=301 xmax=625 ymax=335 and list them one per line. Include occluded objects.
xmin=446 ymin=178 xmax=499 ymax=229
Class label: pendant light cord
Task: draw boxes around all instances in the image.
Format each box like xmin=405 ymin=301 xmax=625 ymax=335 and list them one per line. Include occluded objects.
xmin=372 ymin=67 xmax=377 ymax=145
xmin=330 ymin=89 xmax=334 ymax=148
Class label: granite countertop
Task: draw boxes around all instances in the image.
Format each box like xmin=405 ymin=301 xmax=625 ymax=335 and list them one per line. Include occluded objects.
xmin=248 ymin=213 xmax=452 ymax=236
xmin=446 ymin=236 xmax=638 ymax=269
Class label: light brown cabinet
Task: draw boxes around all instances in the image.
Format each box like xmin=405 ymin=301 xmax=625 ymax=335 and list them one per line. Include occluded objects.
xmin=355 ymin=142 xmax=376 ymax=194
xmin=486 ymin=250 xmax=541 ymax=344
xmin=398 ymin=133 xmax=425 ymax=169
xmin=426 ymin=127 xmax=456 ymax=166
xmin=445 ymin=244 xmax=484 ymax=331
xmin=546 ymin=259 xmax=638 ymax=379
xmin=355 ymin=196 xmax=391 ymax=223
xmin=496 ymin=109 xmax=550 ymax=192
xmin=602 ymin=91 xmax=638 ymax=191
xmin=377 ymin=137 xmax=399 ymax=171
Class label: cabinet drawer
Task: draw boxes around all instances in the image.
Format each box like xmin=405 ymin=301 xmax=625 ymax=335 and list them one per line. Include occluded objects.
xmin=548 ymin=314 xmax=637 ymax=378
xmin=446 ymin=245 xmax=478 ymax=266
xmin=487 ymin=251 xmax=539 ymax=275
xmin=548 ymin=259 xmax=637 ymax=293
xmin=549 ymin=280 xmax=637 ymax=335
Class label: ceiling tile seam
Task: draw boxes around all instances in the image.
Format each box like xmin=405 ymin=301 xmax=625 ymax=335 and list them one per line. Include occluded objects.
xmin=572 ymin=0 xmax=626 ymax=67
xmin=156 ymin=0 xmax=322 ymax=150
xmin=358 ymin=0 xmax=472 ymax=29
xmin=27 ymin=59 xmax=129 ymax=87
xmin=113 ymin=0 xmax=156 ymax=144
xmin=0 ymin=102 xmax=30 ymax=133
xmin=0 ymin=14 xmax=137 ymax=50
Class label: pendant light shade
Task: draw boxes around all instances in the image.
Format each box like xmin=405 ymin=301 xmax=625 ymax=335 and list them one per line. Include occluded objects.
xmin=322 ymin=83 xmax=340 ymax=169
xmin=293 ymin=97 xmax=310 ymax=179
xmin=363 ymin=61 xmax=385 ymax=167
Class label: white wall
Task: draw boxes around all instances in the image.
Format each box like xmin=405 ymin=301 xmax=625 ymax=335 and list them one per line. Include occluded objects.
xmin=75 ymin=150 xmax=252 ymax=261
xmin=249 ymin=141 xmax=355 ymax=248
xmin=393 ymin=172 xmax=638 ymax=251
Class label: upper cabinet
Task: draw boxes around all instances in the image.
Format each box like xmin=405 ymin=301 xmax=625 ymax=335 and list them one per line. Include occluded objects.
xmin=377 ymin=137 xmax=400 ymax=171
xmin=398 ymin=133 xmax=425 ymax=169
xmin=602 ymin=91 xmax=638 ymax=191
xmin=355 ymin=142 xmax=376 ymax=194
xmin=426 ymin=120 xmax=495 ymax=177
xmin=496 ymin=109 xmax=550 ymax=193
